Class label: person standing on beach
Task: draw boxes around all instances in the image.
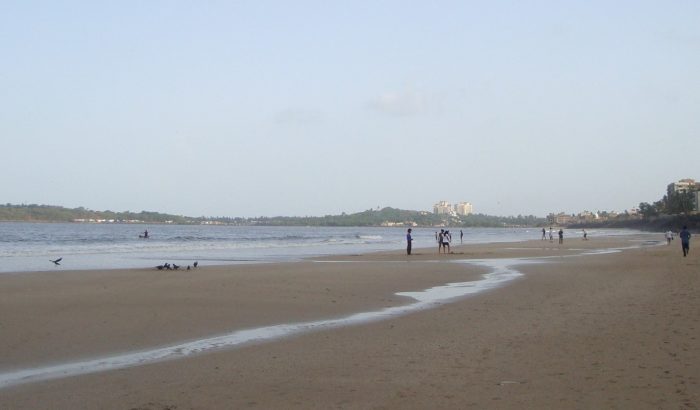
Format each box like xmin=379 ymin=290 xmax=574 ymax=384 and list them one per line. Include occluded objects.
xmin=558 ymin=229 xmax=564 ymax=244
xmin=542 ymin=228 xmax=546 ymax=240
xmin=583 ymin=229 xmax=588 ymax=240
xmin=443 ymin=230 xmax=451 ymax=253
xmin=460 ymin=230 xmax=463 ymax=244
xmin=438 ymin=229 xmax=444 ymax=253
xmin=549 ymin=228 xmax=553 ymax=242
xmin=406 ymin=228 xmax=413 ymax=255
xmin=665 ymin=230 xmax=673 ymax=245
xmin=679 ymin=226 xmax=691 ymax=257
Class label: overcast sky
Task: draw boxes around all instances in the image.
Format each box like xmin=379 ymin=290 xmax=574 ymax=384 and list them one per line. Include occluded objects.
xmin=2 ymin=1 xmax=698 ymax=217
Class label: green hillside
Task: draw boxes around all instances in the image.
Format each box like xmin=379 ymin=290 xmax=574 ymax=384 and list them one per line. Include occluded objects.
xmin=0 ymin=204 xmax=545 ymax=228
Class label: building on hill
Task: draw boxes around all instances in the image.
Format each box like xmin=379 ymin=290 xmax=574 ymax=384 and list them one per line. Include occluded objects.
xmin=433 ymin=201 xmax=452 ymax=215
xmin=433 ymin=201 xmax=474 ymax=216
xmin=454 ymin=202 xmax=473 ymax=216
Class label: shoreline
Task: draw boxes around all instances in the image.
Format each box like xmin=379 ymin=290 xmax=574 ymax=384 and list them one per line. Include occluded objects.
xmin=2 ymin=233 xmax=697 ymax=409
xmin=0 ymin=225 xmax=649 ymax=275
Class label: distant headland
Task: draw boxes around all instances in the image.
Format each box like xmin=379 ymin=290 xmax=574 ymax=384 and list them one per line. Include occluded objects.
xmin=0 ymin=203 xmax=543 ymax=228
xmin=1 ymin=203 xmax=696 ymax=230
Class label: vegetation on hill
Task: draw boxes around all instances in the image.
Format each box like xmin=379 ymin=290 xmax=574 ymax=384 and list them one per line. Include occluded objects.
xmin=0 ymin=204 xmax=546 ymax=228
xmin=0 ymin=204 xmax=194 ymax=224
xmin=248 ymin=208 xmax=544 ymax=227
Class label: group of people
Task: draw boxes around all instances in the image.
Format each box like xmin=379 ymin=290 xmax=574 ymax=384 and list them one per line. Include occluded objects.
xmin=407 ymin=226 xmax=693 ymax=257
xmin=405 ymin=228 xmax=464 ymax=255
xmin=541 ymin=227 xmax=565 ymax=244
xmin=436 ymin=229 xmax=453 ymax=254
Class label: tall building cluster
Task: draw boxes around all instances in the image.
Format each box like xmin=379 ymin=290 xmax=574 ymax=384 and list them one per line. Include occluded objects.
xmin=433 ymin=201 xmax=473 ymax=216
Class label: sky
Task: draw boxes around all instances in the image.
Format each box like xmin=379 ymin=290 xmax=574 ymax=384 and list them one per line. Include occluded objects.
xmin=1 ymin=1 xmax=699 ymax=218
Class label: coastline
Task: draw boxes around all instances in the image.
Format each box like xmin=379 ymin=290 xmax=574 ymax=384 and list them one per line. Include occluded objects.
xmin=0 ymin=224 xmax=645 ymax=274
xmin=1 ymin=233 xmax=698 ymax=409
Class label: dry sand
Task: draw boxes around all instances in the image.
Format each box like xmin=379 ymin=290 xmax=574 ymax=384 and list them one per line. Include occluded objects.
xmin=0 ymin=234 xmax=698 ymax=409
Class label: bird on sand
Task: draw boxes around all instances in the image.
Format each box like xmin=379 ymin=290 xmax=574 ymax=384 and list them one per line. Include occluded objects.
xmin=50 ymin=258 xmax=62 ymax=265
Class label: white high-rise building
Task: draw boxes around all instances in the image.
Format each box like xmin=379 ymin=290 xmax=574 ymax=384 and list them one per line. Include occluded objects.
xmin=433 ymin=201 xmax=452 ymax=215
xmin=454 ymin=202 xmax=473 ymax=216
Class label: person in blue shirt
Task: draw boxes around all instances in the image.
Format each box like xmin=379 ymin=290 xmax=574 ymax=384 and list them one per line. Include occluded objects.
xmin=406 ymin=228 xmax=413 ymax=255
xmin=679 ymin=226 xmax=691 ymax=257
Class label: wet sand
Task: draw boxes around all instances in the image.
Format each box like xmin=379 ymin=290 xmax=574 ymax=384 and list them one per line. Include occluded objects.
xmin=0 ymin=234 xmax=698 ymax=409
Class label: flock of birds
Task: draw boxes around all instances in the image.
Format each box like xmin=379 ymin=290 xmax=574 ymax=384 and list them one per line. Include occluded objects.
xmin=50 ymin=233 xmax=201 ymax=271
xmin=156 ymin=261 xmax=198 ymax=271
xmin=50 ymin=258 xmax=199 ymax=271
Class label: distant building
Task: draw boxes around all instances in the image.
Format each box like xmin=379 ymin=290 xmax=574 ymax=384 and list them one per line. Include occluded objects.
xmin=577 ymin=211 xmax=598 ymax=222
xmin=667 ymin=178 xmax=698 ymax=196
xmin=555 ymin=213 xmax=575 ymax=225
xmin=667 ymin=178 xmax=699 ymax=213
xmin=433 ymin=201 xmax=452 ymax=215
xmin=454 ymin=202 xmax=473 ymax=216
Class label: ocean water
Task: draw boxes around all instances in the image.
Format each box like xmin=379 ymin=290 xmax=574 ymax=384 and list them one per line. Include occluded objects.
xmin=0 ymin=222 xmax=639 ymax=273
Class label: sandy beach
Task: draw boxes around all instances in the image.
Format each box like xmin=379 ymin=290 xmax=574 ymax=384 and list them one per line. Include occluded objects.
xmin=0 ymin=234 xmax=698 ymax=409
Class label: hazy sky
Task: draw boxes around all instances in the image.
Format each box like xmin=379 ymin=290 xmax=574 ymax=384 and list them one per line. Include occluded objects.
xmin=2 ymin=1 xmax=698 ymax=217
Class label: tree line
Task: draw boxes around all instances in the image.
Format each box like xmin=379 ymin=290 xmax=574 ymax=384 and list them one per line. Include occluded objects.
xmin=0 ymin=204 xmax=546 ymax=228
xmin=638 ymin=190 xmax=697 ymax=219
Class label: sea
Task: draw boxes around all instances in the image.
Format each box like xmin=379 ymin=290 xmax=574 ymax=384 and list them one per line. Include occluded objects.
xmin=0 ymin=222 xmax=641 ymax=274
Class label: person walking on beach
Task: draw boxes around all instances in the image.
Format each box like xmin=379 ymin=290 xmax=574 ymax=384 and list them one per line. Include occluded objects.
xmin=679 ymin=226 xmax=691 ymax=257
xmin=665 ymin=230 xmax=673 ymax=245
xmin=583 ymin=229 xmax=588 ymax=240
xmin=460 ymin=230 xmax=463 ymax=244
xmin=549 ymin=228 xmax=553 ymax=242
xmin=558 ymin=229 xmax=564 ymax=244
xmin=542 ymin=228 xmax=546 ymax=240
xmin=406 ymin=228 xmax=413 ymax=255
xmin=438 ymin=229 xmax=445 ymax=253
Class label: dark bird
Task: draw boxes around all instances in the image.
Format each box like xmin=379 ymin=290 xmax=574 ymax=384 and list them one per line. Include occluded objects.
xmin=156 ymin=265 xmax=165 ymax=270
xmin=172 ymin=264 xmax=180 ymax=270
xmin=193 ymin=261 xmax=198 ymax=268
xmin=50 ymin=258 xmax=62 ymax=265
